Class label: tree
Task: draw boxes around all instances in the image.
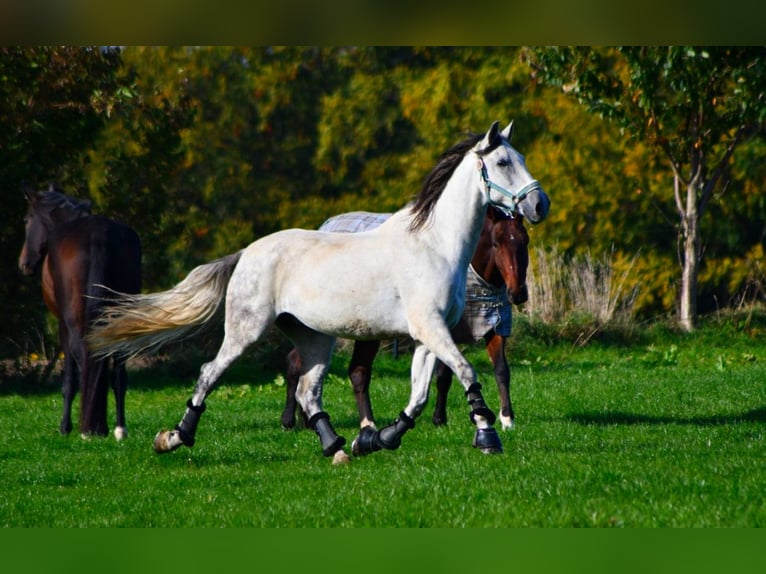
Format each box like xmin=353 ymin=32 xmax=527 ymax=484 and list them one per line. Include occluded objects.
xmin=84 ymin=46 xmax=193 ymax=288
xmin=526 ymin=46 xmax=766 ymax=330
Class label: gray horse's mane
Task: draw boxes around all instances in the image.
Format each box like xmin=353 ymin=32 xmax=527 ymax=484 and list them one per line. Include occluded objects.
xmin=408 ymin=132 xmax=502 ymax=232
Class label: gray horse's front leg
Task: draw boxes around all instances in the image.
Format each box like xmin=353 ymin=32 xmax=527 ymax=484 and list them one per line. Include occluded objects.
xmin=418 ymin=323 xmax=503 ymax=454
xmin=352 ymin=344 xmax=434 ymax=456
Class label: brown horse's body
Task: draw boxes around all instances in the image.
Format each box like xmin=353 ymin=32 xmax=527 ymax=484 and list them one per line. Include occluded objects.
xmin=19 ymin=187 xmax=142 ymax=438
xmin=282 ymin=207 xmax=529 ymax=431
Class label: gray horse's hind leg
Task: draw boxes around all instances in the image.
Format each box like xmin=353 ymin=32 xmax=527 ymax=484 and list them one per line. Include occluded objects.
xmin=154 ymin=288 xmax=275 ymax=453
xmin=153 ymin=332 xmax=248 ymax=453
xmin=279 ymin=317 xmax=349 ymax=463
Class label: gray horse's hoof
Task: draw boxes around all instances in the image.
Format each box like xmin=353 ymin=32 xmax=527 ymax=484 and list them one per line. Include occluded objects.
xmin=351 ymin=426 xmax=380 ymax=457
xmin=153 ymin=429 xmax=184 ymax=454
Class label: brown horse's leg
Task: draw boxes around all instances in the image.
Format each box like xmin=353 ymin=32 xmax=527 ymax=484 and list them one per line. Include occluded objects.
xmin=79 ymin=354 xmax=110 ymax=437
xmin=111 ymin=356 xmax=128 ymax=440
xmin=281 ymin=347 xmax=304 ymax=429
xmin=485 ymin=333 xmax=514 ymax=429
xmin=58 ymin=325 xmax=77 ymax=435
xmin=348 ymin=340 xmax=381 ymax=428
xmin=431 ymin=360 xmax=452 ymax=426
xmin=60 ymin=355 xmax=78 ymax=435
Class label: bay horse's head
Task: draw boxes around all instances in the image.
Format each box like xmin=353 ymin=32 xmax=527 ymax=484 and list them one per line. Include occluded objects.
xmin=18 ymin=184 xmax=92 ymax=276
xmin=481 ymin=207 xmax=529 ymax=305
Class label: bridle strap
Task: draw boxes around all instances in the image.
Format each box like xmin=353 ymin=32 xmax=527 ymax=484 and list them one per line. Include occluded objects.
xmin=478 ymin=158 xmax=541 ymax=215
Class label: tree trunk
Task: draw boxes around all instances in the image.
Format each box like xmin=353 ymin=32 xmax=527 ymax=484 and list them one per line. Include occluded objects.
xmin=679 ymin=180 xmax=700 ymax=332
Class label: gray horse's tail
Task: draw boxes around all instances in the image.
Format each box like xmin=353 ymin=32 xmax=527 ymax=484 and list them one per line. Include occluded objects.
xmin=88 ymin=250 xmax=244 ymax=358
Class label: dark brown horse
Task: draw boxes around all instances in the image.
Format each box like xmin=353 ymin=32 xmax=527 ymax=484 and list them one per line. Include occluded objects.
xmin=281 ymin=206 xmax=529 ymax=432
xmin=18 ymin=185 xmax=142 ymax=439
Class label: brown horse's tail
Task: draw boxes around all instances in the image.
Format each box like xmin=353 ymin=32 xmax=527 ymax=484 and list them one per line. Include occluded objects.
xmin=88 ymin=250 xmax=244 ymax=358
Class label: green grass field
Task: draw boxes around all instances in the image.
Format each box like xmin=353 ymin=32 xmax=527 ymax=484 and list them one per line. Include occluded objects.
xmin=1 ymin=314 xmax=765 ymax=527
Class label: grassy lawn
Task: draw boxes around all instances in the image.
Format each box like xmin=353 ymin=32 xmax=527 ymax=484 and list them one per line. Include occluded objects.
xmin=1 ymin=314 xmax=764 ymax=527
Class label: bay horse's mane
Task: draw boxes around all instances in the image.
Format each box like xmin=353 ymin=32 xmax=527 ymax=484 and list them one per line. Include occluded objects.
xmin=31 ymin=185 xmax=93 ymax=224
xmin=408 ymin=131 xmax=503 ymax=232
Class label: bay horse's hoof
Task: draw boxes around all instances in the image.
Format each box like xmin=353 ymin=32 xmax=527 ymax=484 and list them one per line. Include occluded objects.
xmin=153 ymin=429 xmax=184 ymax=454
xmin=432 ymin=412 xmax=447 ymax=426
xmin=499 ymin=415 xmax=515 ymax=431
xmin=473 ymin=427 xmax=504 ymax=454
xmin=114 ymin=426 xmax=127 ymax=441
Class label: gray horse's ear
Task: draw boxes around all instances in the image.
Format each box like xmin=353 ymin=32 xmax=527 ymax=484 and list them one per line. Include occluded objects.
xmin=479 ymin=121 xmax=500 ymax=150
xmin=22 ymin=183 xmax=36 ymax=202
xmin=500 ymin=121 xmax=514 ymax=142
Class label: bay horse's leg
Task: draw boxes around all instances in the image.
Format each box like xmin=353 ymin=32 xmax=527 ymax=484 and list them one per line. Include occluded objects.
xmin=59 ymin=345 xmax=80 ymax=434
xmin=112 ymin=356 xmax=128 ymax=440
xmin=431 ymin=359 xmax=452 ymax=426
xmin=281 ymin=348 xmax=303 ymax=429
xmin=79 ymin=353 xmax=110 ymax=437
xmin=59 ymin=328 xmax=77 ymax=436
xmin=485 ymin=333 xmax=514 ymax=430
xmin=349 ymin=339 xmax=381 ymax=429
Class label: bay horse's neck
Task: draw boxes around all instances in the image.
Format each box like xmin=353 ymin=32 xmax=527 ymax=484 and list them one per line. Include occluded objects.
xmin=470 ymin=218 xmax=504 ymax=288
xmin=426 ymin=156 xmax=488 ymax=272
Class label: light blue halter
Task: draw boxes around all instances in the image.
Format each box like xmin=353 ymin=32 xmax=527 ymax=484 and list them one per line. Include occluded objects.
xmin=478 ymin=157 xmax=542 ymax=216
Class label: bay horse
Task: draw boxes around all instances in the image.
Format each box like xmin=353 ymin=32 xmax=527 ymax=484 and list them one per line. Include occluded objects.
xmin=281 ymin=207 xmax=529 ymax=432
xmin=88 ymin=121 xmax=549 ymax=463
xmin=18 ymin=184 xmax=142 ymax=439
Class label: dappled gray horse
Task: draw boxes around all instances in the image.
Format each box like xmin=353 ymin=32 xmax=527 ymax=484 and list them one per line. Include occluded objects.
xmin=89 ymin=121 xmax=549 ymax=462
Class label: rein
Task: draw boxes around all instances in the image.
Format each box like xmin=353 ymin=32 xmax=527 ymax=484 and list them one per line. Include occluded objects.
xmin=477 ymin=157 xmax=541 ymax=216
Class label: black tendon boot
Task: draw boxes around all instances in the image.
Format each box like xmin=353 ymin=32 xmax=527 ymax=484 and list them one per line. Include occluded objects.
xmin=465 ymin=384 xmax=503 ymax=454
xmin=175 ymin=399 xmax=207 ymax=447
xmin=352 ymin=411 xmax=415 ymax=456
xmin=308 ymin=412 xmax=346 ymax=456
xmin=465 ymin=383 xmax=496 ymax=426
